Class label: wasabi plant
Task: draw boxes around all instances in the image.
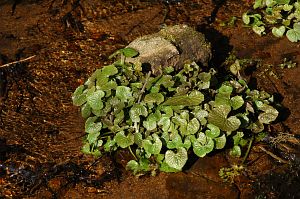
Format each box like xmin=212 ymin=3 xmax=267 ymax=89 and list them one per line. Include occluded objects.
xmin=72 ymin=48 xmax=279 ymax=175
xmin=243 ymin=0 xmax=300 ymax=42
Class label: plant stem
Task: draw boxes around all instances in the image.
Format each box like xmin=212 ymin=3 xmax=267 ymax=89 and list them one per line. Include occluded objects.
xmin=128 ymin=145 xmax=137 ymax=160
xmin=242 ymin=135 xmax=254 ymax=165
xmin=138 ymin=71 xmax=151 ymax=103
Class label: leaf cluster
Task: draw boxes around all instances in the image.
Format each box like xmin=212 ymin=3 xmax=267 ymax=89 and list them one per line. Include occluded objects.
xmin=72 ymin=48 xmax=279 ymax=175
xmin=243 ymin=0 xmax=300 ymax=42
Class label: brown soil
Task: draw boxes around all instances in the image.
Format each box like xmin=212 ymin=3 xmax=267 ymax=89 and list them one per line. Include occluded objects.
xmin=0 ymin=0 xmax=300 ymax=198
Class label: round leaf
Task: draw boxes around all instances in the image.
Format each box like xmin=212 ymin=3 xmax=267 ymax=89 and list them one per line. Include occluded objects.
xmin=144 ymin=93 xmax=165 ymax=105
xmin=205 ymin=123 xmax=220 ymax=138
xmin=272 ymin=26 xmax=285 ymax=38
xmin=230 ymin=96 xmax=244 ymax=110
xmin=286 ymin=29 xmax=300 ymax=42
xmin=85 ymin=116 xmax=102 ymax=133
xmin=121 ymin=48 xmax=139 ymax=58
xmin=186 ymin=118 xmax=200 ymax=135
xmin=165 ymin=147 xmax=188 ymax=170
xmin=87 ymin=90 xmax=105 ymax=110
xmin=130 ymin=104 xmax=148 ymax=122
xmin=193 ymin=137 xmax=214 ymax=158
xmin=72 ymin=85 xmax=87 ymax=106
xmin=230 ymin=145 xmax=241 ymax=157
xmin=142 ymin=134 xmax=162 ymax=155
xmin=214 ymin=134 xmax=226 ymax=149
xmin=114 ymin=131 xmax=134 ymax=148
xmin=116 ymin=86 xmax=132 ymax=102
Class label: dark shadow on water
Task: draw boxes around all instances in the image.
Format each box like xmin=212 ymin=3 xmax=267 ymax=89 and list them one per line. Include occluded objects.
xmin=196 ymin=25 xmax=233 ymax=69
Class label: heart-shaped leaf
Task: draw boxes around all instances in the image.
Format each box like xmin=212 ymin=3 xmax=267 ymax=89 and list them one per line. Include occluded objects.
xmin=230 ymin=96 xmax=244 ymax=110
xmin=208 ymin=105 xmax=241 ymax=132
xmin=165 ymin=147 xmax=188 ymax=170
xmin=101 ymin=65 xmax=118 ymax=77
xmin=144 ymin=93 xmax=165 ymax=104
xmin=87 ymin=90 xmax=105 ymax=110
xmin=272 ymin=26 xmax=286 ymax=37
xmin=230 ymin=145 xmax=241 ymax=157
xmin=286 ymin=29 xmax=300 ymax=42
xmin=258 ymin=104 xmax=278 ymax=124
xmin=205 ymin=123 xmax=220 ymax=138
xmin=192 ymin=135 xmax=214 ymax=158
xmin=87 ymin=131 xmax=100 ymax=145
xmin=158 ymin=116 xmax=171 ymax=132
xmin=114 ymin=131 xmax=134 ymax=148
xmin=130 ymin=104 xmax=148 ymax=122
xmin=143 ymin=114 xmax=157 ymax=131
xmin=120 ymin=47 xmax=139 ymax=58
xmin=214 ymin=134 xmax=226 ymax=149
xmin=163 ymin=93 xmax=204 ymax=106
xmin=186 ymin=118 xmax=200 ymax=135
xmin=72 ymin=85 xmax=87 ymax=106
xmin=142 ymin=134 xmax=162 ymax=155
xmin=85 ymin=116 xmax=102 ymax=133
xmin=81 ymin=103 xmax=91 ymax=119
xmin=116 ymin=86 xmax=132 ymax=102
xmin=167 ymin=132 xmax=183 ymax=149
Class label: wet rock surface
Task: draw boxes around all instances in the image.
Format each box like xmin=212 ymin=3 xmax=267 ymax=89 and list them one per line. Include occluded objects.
xmin=127 ymin=25 xmax=212 ymax=75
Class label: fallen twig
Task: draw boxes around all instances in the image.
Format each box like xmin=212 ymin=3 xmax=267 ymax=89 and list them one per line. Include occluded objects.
xmin=258 ymin=145 xmax=289 ymax=164
xmin=0 ymin=55 xmax=36 ymax=69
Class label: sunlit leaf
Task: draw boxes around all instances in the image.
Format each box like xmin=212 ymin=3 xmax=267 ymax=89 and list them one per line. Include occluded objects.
xmin=163 ymin=94 xmax=204 ymax=106
xmin=121 ymin=48 xmax=139 ymax=58
xmin=165 ymin=147 xmax=188 ymax=170
xmin=116 ymin=86 xmax=132 ymax=102
xmin=231 ymin=96 xmax=244 ymax=110
xmin=81 ymin=103 xmax=91 ymax=119
xmin=142 ymin=134 xmax=162 ymax=155
xmin=85 ymin=116 xmax=102 ymax=133
xmin=114 ymin=131 xmax=134 ymax=148
xmin=208 ymin=105 xmax=241 ymax=132
xmin=129 ymin=104 xmax=148 ymax=122
xmin=230 ymin=145 xmax=241 ymax=157
xmin=144 ymin=93 xmax=165 ymax=104
xmin=186 ymin=118 xmax=200 ymax=135
xmin=214 ymin=134 xmax=226 ymax=149
xmin=72 ymin=85 xmax=87 ymax=106
xmin=272 ymin=26 xmax=286 ymax=37
xmin=87 ymin=90 xmax=105 ymax=110
xmin=193 ymin=136 xmax=214 ymax=157
xmin=205 ymin=123 xmax=220 ymax=138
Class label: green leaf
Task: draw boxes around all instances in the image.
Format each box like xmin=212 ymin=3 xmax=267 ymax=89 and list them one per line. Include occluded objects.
xmin=205 ymin=123 xmax=220 ymax=138
xmin=167 ymin=132 xmax=183 ymax=149
xmin=87 ymin=90 xmax=105 ymax=110
xmin=253 ymin=0 xmax=263 ymax=9
xmin=229 ymin=60 xmax=241 ymax=76
xmin=72 ymin=85 xmax=87 ymax=106
xmin=143 ymin=114 xmax=157 ymax=131
xmin=104 ymin=137 xmax=116 ymax=152
xmin=158 ymin=116 xmax=171 ymax=132
xmin=214 ymin=134 xmax=226 ymax=149
xmin=163 ymin=93 xmax=204 ymax=106
xmin=193 ymin=134 xmax=214 ymax=157
xmin=186 ymin=118 xmax=200 ymax=135
xmin=81 ymin=103 xmax=91 ymax=119
xmin=116 ymin=86 xmax=132 ymax=102
xmin=286 ymin=29 xmax=300 ymax=42
xmin=156 ymin=75 xmax=175 ymax=88
xmin=134 ymin=132 xmax=143 ymax=147
xmin=165 ymin=147 xmax=188 ymax=170
xmin=126 ymin=160 xmax=139 ymax=175
xmin=144 ymin=93 xmax=165 ymax=105
xmin=252 ymin=25 xmax=265 ymax=36
xmin=142 ymin=134 xmax=162 ymax=155
xmin=129 ymin=104 xmax=148 ymax=122
xmin=242 ymin=12 xmax=250 ymax=24
xmin=230 ymin=96 xmax=244 ymax=110
xmin=230 ymin=145 xmax=242 ymax=157
xmin=258 ymin=104 xmax=278 ymax=124
xmin=233 ymin=132 xmax=244 ymax=146
xmin=85 ymin=116 xmax=102 ymax=133
xmin=87 ymin=131 xmax=100 ymax=145
xmin=120 ymin=48 xmax=139 ymax=58
xmin=208 ymin=105 xmax=241 ymax=132
xmin=114 ymin=131 xmax=134 ymax=148
xmin=272 ymin=26 xmax=286 ymax=38
xmin=160 ymin=160 xmax=180 ymax=172
xmin=101 ymin=65 xmax=118 ymax=77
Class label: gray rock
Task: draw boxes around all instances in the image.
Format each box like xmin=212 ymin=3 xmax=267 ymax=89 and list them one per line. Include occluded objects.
xmin=127 ymin=25 xmax=211 ymax=75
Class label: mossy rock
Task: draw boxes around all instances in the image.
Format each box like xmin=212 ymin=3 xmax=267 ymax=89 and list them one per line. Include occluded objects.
xmin=127 ymin=25 xmax=211 ymax=75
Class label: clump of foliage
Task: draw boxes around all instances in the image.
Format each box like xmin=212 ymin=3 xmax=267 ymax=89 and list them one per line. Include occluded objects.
xmin=72 ymin=48 xmax=279 ymax=175
xmin=243 ymin=0 xmax=300 ymax=42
